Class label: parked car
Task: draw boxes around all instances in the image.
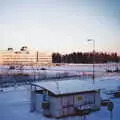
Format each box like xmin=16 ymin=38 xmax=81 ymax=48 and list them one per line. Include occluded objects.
xmin=101 ymin=99 xmax=112 ymax=106
xmin=40 ymin=68 xmax=47 ymax=70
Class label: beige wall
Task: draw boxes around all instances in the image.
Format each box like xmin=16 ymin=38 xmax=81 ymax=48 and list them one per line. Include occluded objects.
xmin=0 ymin=52 xmax=3 ymax=64
xmin=0 ymin=50 xmax=52 ymax=66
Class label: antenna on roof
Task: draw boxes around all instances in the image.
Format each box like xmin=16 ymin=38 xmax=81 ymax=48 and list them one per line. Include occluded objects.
xmin=55 ymin=81 xmax=61 ymax=94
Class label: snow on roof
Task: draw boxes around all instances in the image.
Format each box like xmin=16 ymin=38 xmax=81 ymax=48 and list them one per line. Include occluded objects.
xmin=32 ymin=80 xmax=98 ymax=95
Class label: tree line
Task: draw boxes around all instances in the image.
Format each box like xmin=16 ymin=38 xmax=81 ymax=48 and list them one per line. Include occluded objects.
xmin=52 ymin=52 xmax=120 ymax=63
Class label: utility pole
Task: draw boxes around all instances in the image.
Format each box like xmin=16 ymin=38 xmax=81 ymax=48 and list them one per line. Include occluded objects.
xmin=36 ymin=51 xmax=39 ymax=63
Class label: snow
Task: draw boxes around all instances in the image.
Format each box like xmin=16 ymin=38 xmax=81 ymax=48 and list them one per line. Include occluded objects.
xmin=0 ymin=64 xmax=120 ymax=120
xmin=32 ymin=80 xmax=97 ymax=95
xmin=32 ymin=75 xmax=120 ymax=96
xmin=0 ymin=64 xmax=107 ymax=75
xmin=0 ymin=84 xmax=120 ymax=120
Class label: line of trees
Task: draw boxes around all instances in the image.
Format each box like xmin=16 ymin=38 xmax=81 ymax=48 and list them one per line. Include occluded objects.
xmin=52 ymin=52 xmax=120 ymax=63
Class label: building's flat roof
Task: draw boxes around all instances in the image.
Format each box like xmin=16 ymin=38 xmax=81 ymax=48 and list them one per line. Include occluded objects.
xmin=32 ymin=80 xmax=98 ymax=95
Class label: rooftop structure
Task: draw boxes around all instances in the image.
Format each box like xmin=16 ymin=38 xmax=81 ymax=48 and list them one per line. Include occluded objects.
xmin=32 ymin=80 xmax=97 ymax=96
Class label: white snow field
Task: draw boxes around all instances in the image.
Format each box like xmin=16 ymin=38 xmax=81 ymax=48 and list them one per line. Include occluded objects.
xmin=0 ymin=76 xmax=120 ymax=120
xmin=0 ymin=64 xmax=120 ymax=120
xmin=0 ymin=63 xmax=119 ymax=79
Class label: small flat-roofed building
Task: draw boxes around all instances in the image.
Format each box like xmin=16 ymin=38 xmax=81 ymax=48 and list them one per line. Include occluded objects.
xmin=30 ymin=80 xmax=101 ymax=118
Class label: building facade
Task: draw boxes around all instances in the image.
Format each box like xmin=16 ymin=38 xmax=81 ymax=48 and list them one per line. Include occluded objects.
xmin=0 ymin=47 xmax=52 ymax=66
xmin=31 ymin=80 xmax=101 ymax=118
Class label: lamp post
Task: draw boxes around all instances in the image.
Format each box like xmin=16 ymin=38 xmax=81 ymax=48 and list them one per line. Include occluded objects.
xmin=87 ymin=39 xmax=95 ymax=83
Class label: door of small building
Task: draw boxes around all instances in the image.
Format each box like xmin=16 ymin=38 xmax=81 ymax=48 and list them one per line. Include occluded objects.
xmin=61 ymin=95 xmax=74 ymax=116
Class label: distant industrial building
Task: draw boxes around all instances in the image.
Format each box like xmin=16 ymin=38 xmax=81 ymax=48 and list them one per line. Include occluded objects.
xmin=0 ymin=46 xmax=52 ymax=66
xmin=30 ymin=80 xmax=101 ymax=118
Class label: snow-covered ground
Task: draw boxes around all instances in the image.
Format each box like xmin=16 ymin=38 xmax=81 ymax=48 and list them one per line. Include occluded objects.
xmin=0 ymin=64 xmax=111 ymax=83
xmin=0 ymin=64 xmax=120 ymax=120
xmin=0 ymin=75 xmax=120 ymax=120
xmin=0 ymin=64 xmax=108 ymax=74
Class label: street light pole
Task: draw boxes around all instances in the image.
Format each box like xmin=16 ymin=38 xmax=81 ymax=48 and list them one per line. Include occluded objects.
xmin=87 ymin=39 xmax=95 ymax=83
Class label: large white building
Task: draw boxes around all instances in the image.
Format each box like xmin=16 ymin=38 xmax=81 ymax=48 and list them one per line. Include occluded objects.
xmin=0 ymin=47 xmax=52 ymax=66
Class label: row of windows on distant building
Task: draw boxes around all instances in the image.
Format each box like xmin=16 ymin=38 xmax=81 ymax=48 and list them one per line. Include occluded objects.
xmin=0 ymin=46 xmax=52 ymax=66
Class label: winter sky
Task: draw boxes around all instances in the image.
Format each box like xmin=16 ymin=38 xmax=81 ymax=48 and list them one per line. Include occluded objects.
xmin=0 ymin=0 xmax=120 ymax=54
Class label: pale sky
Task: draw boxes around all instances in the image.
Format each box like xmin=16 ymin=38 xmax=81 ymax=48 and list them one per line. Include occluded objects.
xmin=0 ymin=0 xmax=120 ymax=54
